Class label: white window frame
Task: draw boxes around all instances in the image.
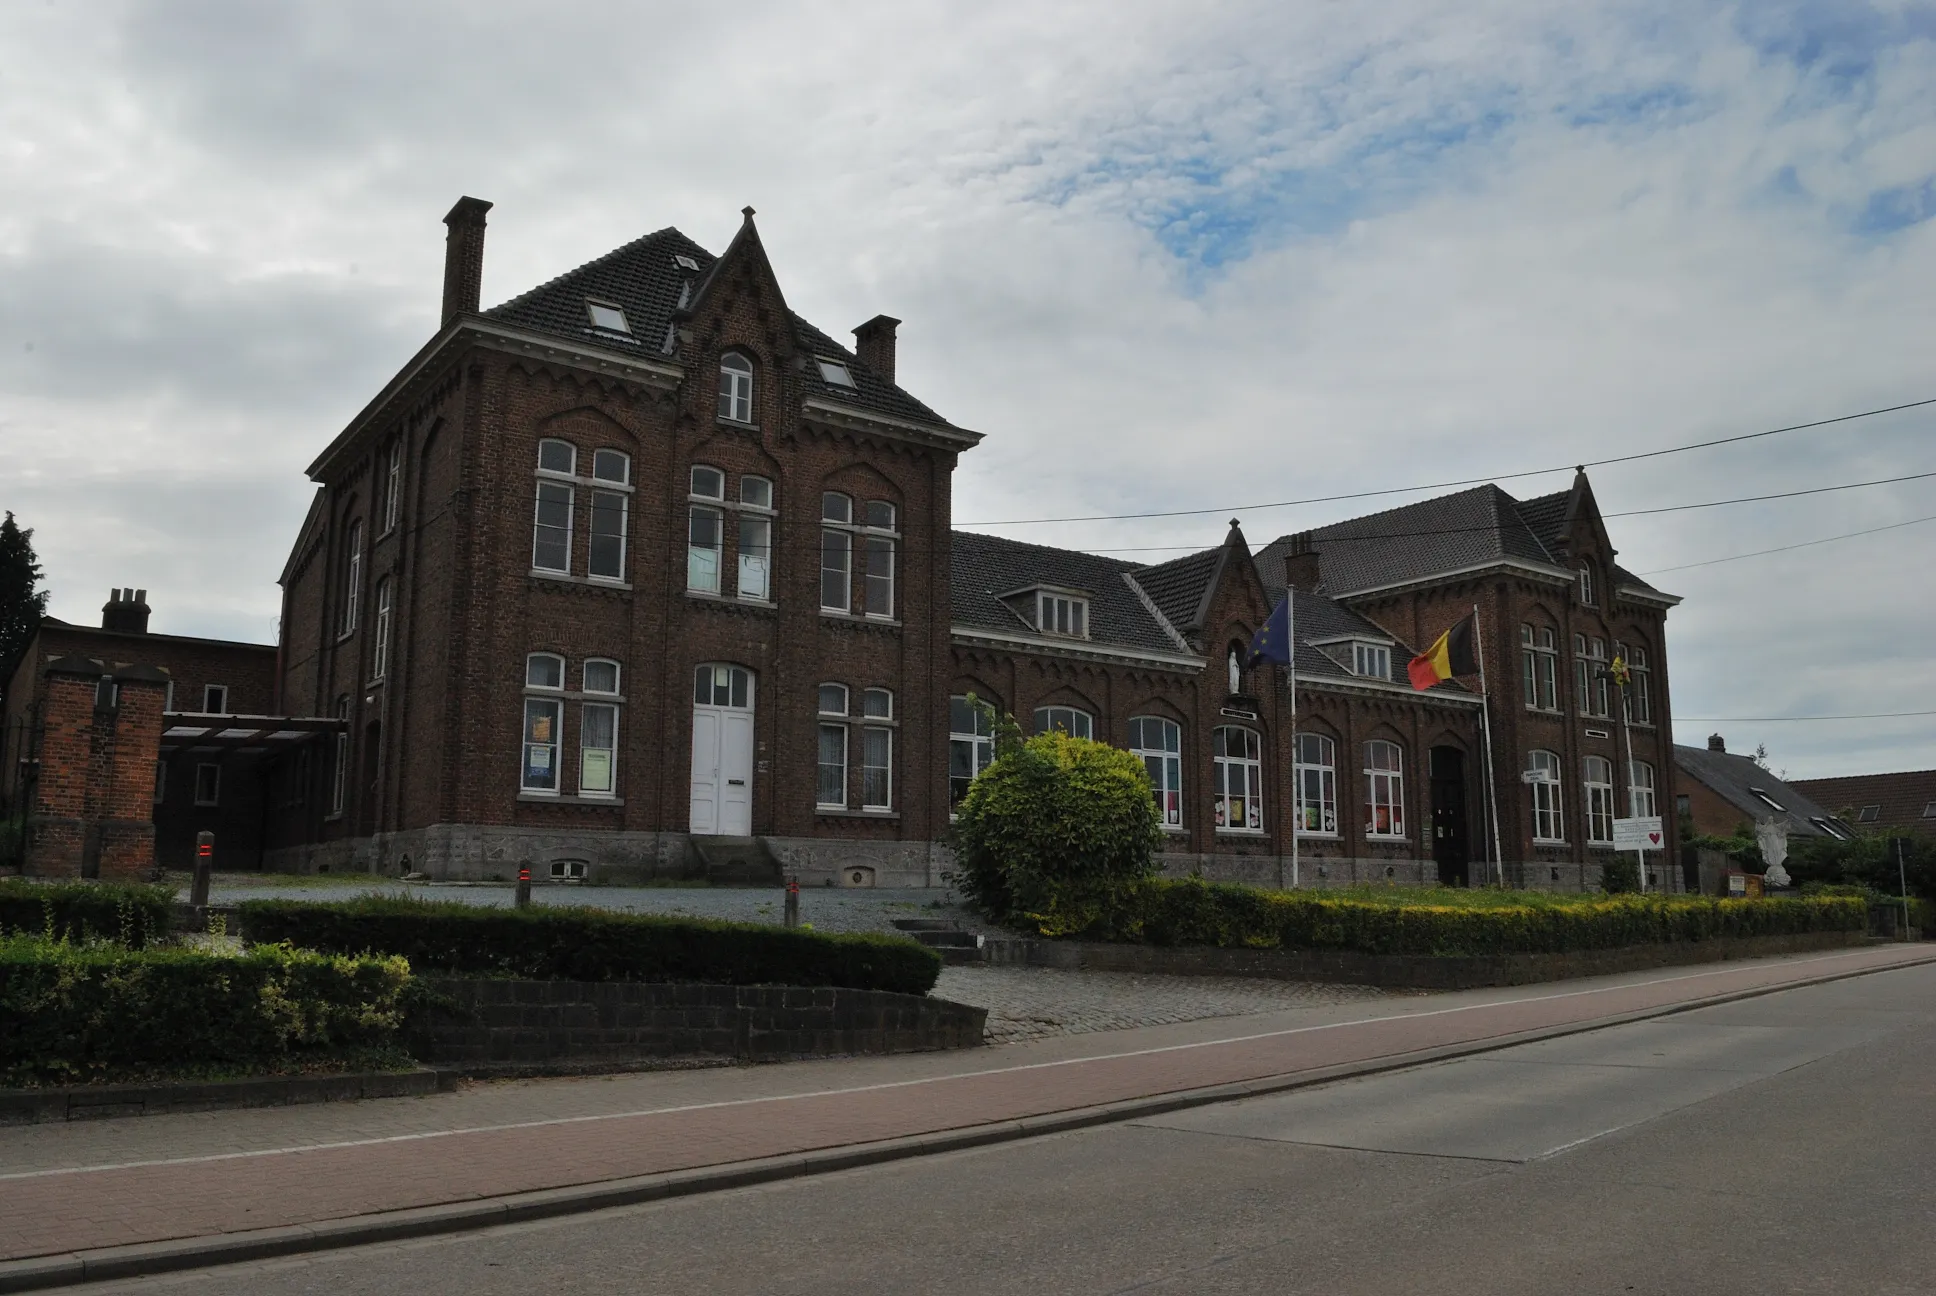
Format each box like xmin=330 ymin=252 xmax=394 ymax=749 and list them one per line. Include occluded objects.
xmin=1579 ymin=564 xmax=1595 ymax=606
xmin=1522 ymin=625 xmax=1558 ymax=711
xmin=862 ymin=501 xmax=898 ymax=619
xmin=382 ymin=439 xmax=402 ymax=535
xmin=1585 ymin=755 xmax=1615 ymax=846
xmin=579 ymin=700 xmax=618 ymax=798
xmin=330 ymin=697 xmax=349 ymax=816
xmin=371 ymin=579 xmax=392 ymax=682
xmin=522 ymin=653 xmax=567 ymax=795
xmin=820 ymin=493 xmax=853 ymax=612
xmin=1129 ymin=715 xmax=1184 ymax=829
xmin=583 ymin=659 xmax=621 ymax=696
xmin=203 ymin=683 xmax=228 ymax=714
xmin=1529 ymin=750 xmax=1564 ymax=842
xmin=719 ymin=352 xmax=754 ymax=424
xmin=533 ymin=440 xmax=577 ymax=574
xmin=1627 ymin=646 xmax=1653 ymax=725
xmin=737 ymin=476 xmax=775 ymax=602
xmin=817 ymin=723 xmax=848 ymax=810
xmin=1213 ymin=726 xmax=1264 ymax=833
xmin=1294 ymin=732 xmax=1338 ymax=836
xmin=340 ymin=519 xmax=363 ymax=636
xmin=1036 ymin=591 xmax=1088 ymax=638
xmin=194 ymin=762 xmax=221 ymax=807
xmin=1351 ymin=642 xmax=1392 ymax=680
xmin=949 ymin=695 xmax=995 ymax=808
xmin=860 ymin=724 xmax=893 ymax=810
xmin=688 ymin=466 xmax=725 ymax=594
xmin=1630 ymin=761 xmax=1657 ymax=820
xmin=1364 ymin=739 xmax=1406 ymax=839
xmin=1033 ymin=705 xmax=1093 ymax=739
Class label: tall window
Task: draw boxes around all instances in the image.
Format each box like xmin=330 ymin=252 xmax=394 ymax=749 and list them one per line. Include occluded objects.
xmin=1294 ymin=732 xmax=1338 ymax=835
xmin=738 ymin=476 xmax=774 ymax=601
xmin=1033 ymin=706 xmax=1093 ymax=739
xmin=1528 ymin=749 xmax=1563 ymax=842
xmin=340 ymin=520 xmax=363 ymax=635
xmin=688 ymin=466 xmax=724 ymax=593
xmin=203 ymin=684 xmax=228 ymax=714
xmin=817 ymin=683 xmax=848 ymax=810
xmin=1574 ymin=636 xmax=1610 ymax=717
xmin=589 ymin=449 xmax=630 ymax=581
xmin=1213 ymin=727 xmax=1263 ymax=831
xmin=821 ymin=492 xmax=853 ymax=612
xmin=1365 ymin=740 xmax=1405 ymax=838
xmin=863 ymin=500 xmax=897 ymax=618
xmin=949 ymin=695 xmax=995 ymax=807
xmin=522 ymin=653 xmax=565 ymax=794
xmin=1129 ymin=716 xmax=1183 ymax=828
xmin=1629 ymin=760 xmax=1657 ymax=819
xmin=1590 ymin=638 xmax=1610 ymax=716
xmin=861 ymin=688 xmax=893 ymax=811
xmin=580 ymin=659 xmax=620 ymax=797
xmin=371 ymin=578 xmax=393 ymax=681
xmin=330 ymin=696 xmax=349 ymax=814
xmin=533 ymin=439 xmax=575 ymax=573
xmin=1627 ymin=645 xmax=1653 ymax=725
xmin=719 ymin=352 xmax=754 ymax=423
xmin=1521 ymin=625 xmax=1557 ymax=710
xmin=195 ymin=763 xmax=221 ymax=807
xmin=382 ymin=439 xmax=402 ymax=534
xmin=1584 ymin=755 xmax=1615 ymax=845
xmin=1578 ymin=564 xmax=1595 ymax=606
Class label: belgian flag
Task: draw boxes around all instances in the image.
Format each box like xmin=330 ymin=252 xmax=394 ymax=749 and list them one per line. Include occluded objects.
xmin=1407 ymin=614 xmax=1479 ymax=690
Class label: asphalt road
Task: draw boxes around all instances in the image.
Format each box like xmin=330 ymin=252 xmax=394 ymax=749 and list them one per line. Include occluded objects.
xmin=88 ymin=962 xmax=1936 ymax=1295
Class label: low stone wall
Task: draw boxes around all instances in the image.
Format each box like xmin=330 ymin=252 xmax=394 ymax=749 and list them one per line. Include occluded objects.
xmin=1027 ymin=929 xmax=1869 ymax=990
xmin=408 ymin=978 xmax=986 ymax=1068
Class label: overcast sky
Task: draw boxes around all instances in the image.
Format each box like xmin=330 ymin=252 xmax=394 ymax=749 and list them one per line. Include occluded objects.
xmin=2 ymin=1 xmax=1932 ymax=779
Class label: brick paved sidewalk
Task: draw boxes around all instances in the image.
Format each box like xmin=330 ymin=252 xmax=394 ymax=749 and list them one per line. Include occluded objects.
xmin=2 ymin=944 xmax=1930 ymax=1269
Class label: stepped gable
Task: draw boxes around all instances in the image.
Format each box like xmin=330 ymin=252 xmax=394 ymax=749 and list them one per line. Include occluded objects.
xmin=483 ymin=226 xmax=952 ymax=429
xmin=949 ymin=531 xmax=1187 ymax=657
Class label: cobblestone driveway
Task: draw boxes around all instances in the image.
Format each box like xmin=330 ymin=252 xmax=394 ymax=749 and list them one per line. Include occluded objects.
xmin=934 ymin=966 xmax=1403 ymax=1044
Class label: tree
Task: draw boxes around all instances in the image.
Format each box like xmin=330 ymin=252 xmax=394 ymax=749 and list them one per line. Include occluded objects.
xmin=0 ymin=511 xmax=49 ymax=706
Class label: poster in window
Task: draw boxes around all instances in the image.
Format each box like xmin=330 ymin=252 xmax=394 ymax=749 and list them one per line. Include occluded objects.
xmin=530 ymin=714 xmax=552 ymax=743
xmin=582 ymin=749 xmax=612 ymax=793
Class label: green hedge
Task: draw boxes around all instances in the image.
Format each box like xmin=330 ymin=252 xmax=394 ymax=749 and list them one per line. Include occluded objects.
xmin=0 ymin=880 xmax=173 ymax=949
xmin=1078 ymin=878 xmax=1868 ymax=958
xmin=238 ymin=896 xmax=943 ymax=996
xmin=0 ymin=937 xmax=411 ymax=1086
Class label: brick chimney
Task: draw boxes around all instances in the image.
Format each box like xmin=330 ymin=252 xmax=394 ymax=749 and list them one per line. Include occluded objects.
xmin=852 ymin=314 xmax=901 ymax=384
xmin=1708 ymin=733 xmax=1726 ymax=753
xmin=441 ymin=196 xmax=493 ymax=328
xmin=1279 ymin=532 xmax=1322 ymax=591
xmin=101 ymin=587 xmax=150 ymax=634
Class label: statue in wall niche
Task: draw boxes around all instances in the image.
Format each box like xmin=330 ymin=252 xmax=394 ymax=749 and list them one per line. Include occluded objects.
xmin=1756 ymin=817 xmax=1792 ymax=889
xmin=1228 ymin=648 xmax=1242 ymax=696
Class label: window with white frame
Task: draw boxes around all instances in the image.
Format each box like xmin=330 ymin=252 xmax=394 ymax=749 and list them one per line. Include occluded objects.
xmin=194 ymin=763 xmax=221 ymax=807
xmin=1590 ymin=637 xmax=1610 ymax=716
xmin=371 ymin=579 xmax=392 ymax=681
xmin=949 ymin=695 xmax=995 ymax=807
xmin=860 ymin=688 xmax=893 ymax=810
xmin=863 ymin=501 xmax=897 ymax=618
xmin=522 ymin=653 xmax=565 ymax=794
xmin=1294 ymin=732 xmax=1338 ymax=835
xmin=1351 ymin=642 xmax=1391 ymax=680
xmin=1129 ymin=716 xmax=1183 ymax=828
xmin=1213 ymin=726 xmax=1263 ymax=831
xmin=382 ymin=439 xmax=402 ymax=534
xmin=589 ymin=450 xmax=631 ymax=581
xmin=718 ymin=352 xmax=754 ymax=423
xmin=1584 ymin=755 xmax=1615 ymax=845
xmin=821 ymin=492 xmax=853 ymax=612
xmin=1578 ymin=564 xmax=1595 ymax=606
xmin=1574 ymin=634 xmax=1610 ymax=717
xmin=1036 ymin=591 xmax=1087 ymax=638
xmin=1522 ymin=625 xmax=1558 ymax=710
xmin=688 ymin=466 xmax=725 ymax=593
xmin=533 ymin=440 xmax=576 ymax=573
xmin=738 ymin=476 xmax=774 ymax=601
xmin=340 ymin=519 xmax=363 ymax=635
xmin=1528 ymin=749 xmax=1563 ymax=842
xmin=1365 ymin=740 xmax=1405 ymax=838
xmin=1626 ymin=645 xmax=1653 ymax=724
xmin=584 ymin=659 xmax=620 ymax=695
xmin=203 ymin=684 xmax=228 ymax=714
xmin=330 ymin=696 xmax=349 ymax=815
xmin=586 ymin=300 xmax=630 ymax=334
xmin=1630 ymin=761 xmax=1657 ymax=819
xmin=579 ymin=659 xmax=621 ymax=797
xmin=817 ymin=683 xmax=848 ymax=810
xmin=1033 ymin=705 xmax=1093 ymax=739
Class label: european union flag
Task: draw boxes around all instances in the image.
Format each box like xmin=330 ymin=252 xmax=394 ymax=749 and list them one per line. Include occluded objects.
xmin=1246 ymin=595 xmax=1293 ymax=668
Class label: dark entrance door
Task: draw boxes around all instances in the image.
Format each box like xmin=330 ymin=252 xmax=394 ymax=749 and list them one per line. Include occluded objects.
xmin=1430 ymin=746 xmax=1470 ymax=887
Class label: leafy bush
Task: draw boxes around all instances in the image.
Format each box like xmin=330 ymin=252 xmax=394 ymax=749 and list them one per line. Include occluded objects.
xmin=238 ymin=895 xmax=942 ymax=996
xmin=0 ymin=879 xmax=172 ymax=948
xmin=951 ymin=731 xmax=1164 ymax=934
xmin=1599 ymin=856 xmax=1640 ymax=894
xmin=1061 ymin=876 xmax=1866 ymax=957
xmin=0 ymin=936 xmax=411 ymax=1086
xmin=1786 ymin=832 xmax=1935 ymax=900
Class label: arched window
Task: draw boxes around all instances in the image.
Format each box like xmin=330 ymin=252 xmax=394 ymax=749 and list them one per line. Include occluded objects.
xmin=1584 ymin=755 xmax=1614 ymax=845
xmin=949 ymin=695 xmax=995 ymax=807
xmin=693 ymin=663 xmax=752 ymax=709
xmin=340 ymin=520 xmax=363 ymax=635
xmin=1294 ymin=732 xmax=1337 ymax=835
xmin=1129 ymin=716 xmax=1183 ymax=828
xmin=719 ymin=352 xmax=754 ymax=423
xmin=1578 ymin=564 xmax=1595 ymax=606
xmin=1528 ymin=750 xmax=1563 ymax=842
xmin=1033 ymin=706 xmax=1093 ymax=739
xmin=1213 ymin=726 xmax=1263 ymax=831
xmin=1364 ymin=740 xmax=1405 ymax=838
xmin=1629 ymin=760 xmax=1657 ymax=819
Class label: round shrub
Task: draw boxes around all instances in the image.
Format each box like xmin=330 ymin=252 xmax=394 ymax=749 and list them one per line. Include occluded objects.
xmin=951 ymin=731 xmax=1163 ymax=934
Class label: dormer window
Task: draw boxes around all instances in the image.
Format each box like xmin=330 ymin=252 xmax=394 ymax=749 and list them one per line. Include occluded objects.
xmin=1037 ymin=592 xmax=1088 ymax=638
xmin=1578 ymin=564 xmax=1595 ymax=607
xmin=586 ymin=301 xmax=630 ymax=334
xmin=817 ymin=359 xmax=856 ymax=388
xmin=719 ymin=352 xmax=754 ymax=423
xmin=1352 ymin=643 xmax=1391 ymax=679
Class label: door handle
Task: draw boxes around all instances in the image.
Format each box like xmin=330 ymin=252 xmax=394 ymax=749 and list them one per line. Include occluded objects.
xmin=727 ymin=779 xmax=745 ymax=786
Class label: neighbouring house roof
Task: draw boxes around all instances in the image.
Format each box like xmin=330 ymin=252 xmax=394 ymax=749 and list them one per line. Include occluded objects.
xmin=482 ymin=227 xmax=952 ymax=429
xmin=1789 ymin=770 xmax=1936 ymax=834
xmin=1674 ymin=744 xmax=1851 ymax=839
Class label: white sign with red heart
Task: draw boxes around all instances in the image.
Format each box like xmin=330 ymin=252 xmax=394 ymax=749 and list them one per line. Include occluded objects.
xmin=1614 ymin=816 xmax=1665 ymax=852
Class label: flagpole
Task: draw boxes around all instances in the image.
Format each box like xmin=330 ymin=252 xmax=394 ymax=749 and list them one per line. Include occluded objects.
xmin=1289 ymin=591 xmax=1299 ymax=891
xmin=1471 ymin=603 xmax=1505 ymax=887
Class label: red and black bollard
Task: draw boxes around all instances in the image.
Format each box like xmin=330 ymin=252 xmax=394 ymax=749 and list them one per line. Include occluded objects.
xmin=190 ymin=831 xmax=214 ymax=909
xmin=515 ymin=863 xmax=532 ymax=909
xmin=783 ymin=875 xmax=800 ymax=928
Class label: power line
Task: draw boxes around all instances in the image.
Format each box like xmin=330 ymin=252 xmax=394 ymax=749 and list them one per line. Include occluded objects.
xmin=1609 ymin=470 xmax=1936 ymax=518
xmin=957 ymin=395 xmax=1936 ymax=526
xmin=1640 ymin=512 xmax=1936 ymax=575
xmin=1676 ymin=711 xmax=1936 ymax=722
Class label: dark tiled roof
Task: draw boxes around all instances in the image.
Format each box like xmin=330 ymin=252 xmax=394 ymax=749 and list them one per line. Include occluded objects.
xmin=1261 ymin=586 xmax=1468 ymax=695
xmin=1674 ymin=745 xmax=1846 ymax=838
xmin=1130 ymin=547 xmax=1222 ymax=632
xmin=1255 ymin=485 xmax=1559 ymax=596
xmin=483 ymin=227 xmax=951 ymax=429
xmin=1513 ymin=489 xmax=1571 ymax=546
xmin=949 ymin=532 xmax=1185 ymax=658
xmin=1789 ymin=770 xmax=1936 ymax=833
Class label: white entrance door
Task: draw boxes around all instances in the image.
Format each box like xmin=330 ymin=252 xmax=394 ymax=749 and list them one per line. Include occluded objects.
xmin=690 ymin=664 xmax=755 ymax=836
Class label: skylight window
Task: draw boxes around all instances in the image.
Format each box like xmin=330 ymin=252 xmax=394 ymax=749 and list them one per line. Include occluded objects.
xmin=1922 ymin=801 xmax=1936 ymax=818
xmin=1749 ymin=787 xmax=1785 ymax=812
xmin=673 ymin=254 xmax=701 ymax=272
xmin=817 ymin=359 xmax=856 ymax=388
xmin=586 ymin=301 xmax=630 ymax=334
xmin=1860 ymin=804 xmax=1881 ymax=822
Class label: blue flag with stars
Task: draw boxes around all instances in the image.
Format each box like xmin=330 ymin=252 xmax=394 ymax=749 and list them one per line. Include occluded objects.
xmin=1246 ymin=595 xmax=1293 ymax=669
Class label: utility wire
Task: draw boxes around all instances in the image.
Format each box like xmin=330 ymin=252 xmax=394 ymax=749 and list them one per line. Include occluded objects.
xmin=957 ymin=396 xmax=1936 ymax=526
xmin=1609 ymin=470 xmax=1936 ymax=518
xmin=1676 ymin=711 xmax=1936 ymax=722
xmin=1640 ymin=512 xmax=1936 ymax=575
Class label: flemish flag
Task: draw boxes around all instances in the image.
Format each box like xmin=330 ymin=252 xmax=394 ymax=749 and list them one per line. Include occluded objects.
xmin=1407 ymin=614 xmax=1479 ymax=690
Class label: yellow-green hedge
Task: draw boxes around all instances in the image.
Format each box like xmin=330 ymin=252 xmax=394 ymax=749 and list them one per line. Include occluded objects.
xmin=1079 ymin=878 xmax=1868 ymax=957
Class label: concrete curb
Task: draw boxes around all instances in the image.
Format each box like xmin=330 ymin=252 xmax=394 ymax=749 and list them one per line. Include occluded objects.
xmin=4 ymin=947 xmax=1932 ymax=1292
xmin=0 ymin=1069 xmax=451 ymax=1127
